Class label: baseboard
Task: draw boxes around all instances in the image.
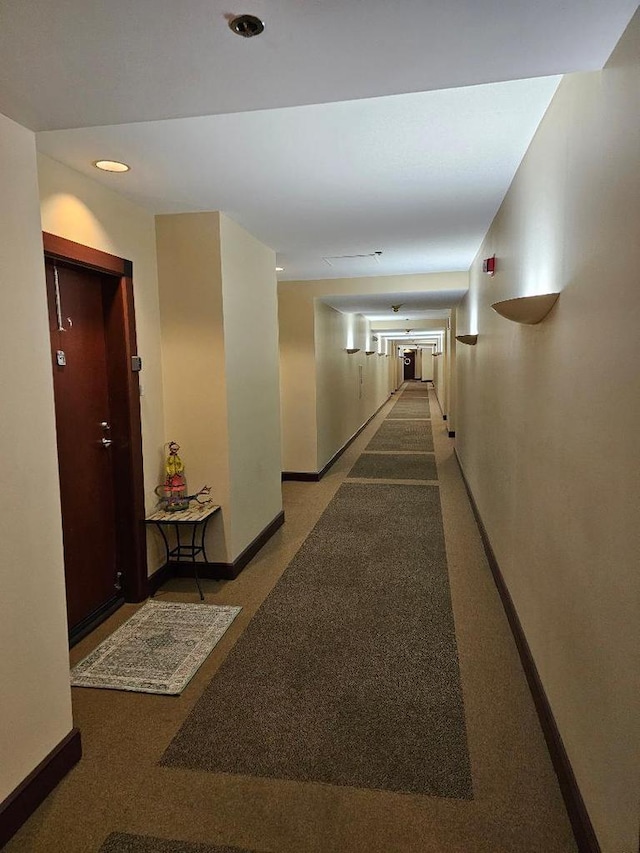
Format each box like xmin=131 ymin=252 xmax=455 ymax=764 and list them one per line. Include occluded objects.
xmin=281 ymin=471 xmax=319 ymax=482
xmin=282 ymin=394 xmax=392 ymax=483
xmin=453 ymin=449 xmax=601 ymax=853
xmin=147 ymin=560 xmax=174 ymax=596
xmin=69 ymin=596 xmax=124 ymax=648
xmin=0 ymin=728 xmax=82 ymax=848
xmin=171 ymin=510 xmax=285 ymax=582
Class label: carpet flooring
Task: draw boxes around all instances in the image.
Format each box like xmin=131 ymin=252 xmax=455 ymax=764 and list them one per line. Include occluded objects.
xmin=387 ymin=391 xmax=431 ymax=419
xmin=4 ymin=384 xmax=576 ymax=853
xmin=386 ymin=405 xmax=431 ymax=419
xmin=365 ymin=419 xmax=433 ymax=451
xmin=161 ymin=481 xmax=472 ymax=799
xmin=347 ymin=452 xmax=437 ymax=481
xmin=99 ymin=836 xmax=257 ymax=853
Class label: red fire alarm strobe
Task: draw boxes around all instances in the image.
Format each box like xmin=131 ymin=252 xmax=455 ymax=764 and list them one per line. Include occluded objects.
xmin=483 ymin=255 xmax=496 ymax=276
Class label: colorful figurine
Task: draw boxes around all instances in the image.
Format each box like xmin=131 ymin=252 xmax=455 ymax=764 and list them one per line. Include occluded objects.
xmin=155 ymin=441 xmax=212 ymax=511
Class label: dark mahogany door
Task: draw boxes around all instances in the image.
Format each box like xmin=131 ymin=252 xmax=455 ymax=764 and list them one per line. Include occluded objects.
xmin=403 ymin=350 xmax=416 ymax=380
xmin=46 ymin=261 xmax=120 ymax=631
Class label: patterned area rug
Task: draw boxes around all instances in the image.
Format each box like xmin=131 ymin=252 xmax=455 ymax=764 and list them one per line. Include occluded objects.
xmin=99 ymin=834 xmax=258 ymax=853
xmin=71 ymin=601 xmax=241 ymax=695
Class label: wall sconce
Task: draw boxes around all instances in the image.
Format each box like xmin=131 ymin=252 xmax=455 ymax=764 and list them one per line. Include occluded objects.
xmin=365 ymin=350 xmax=376 ymax=355
xmin=456 ymin=334 xmax=478 ymax=346
xmin=483 ymin=255 xmax=496 ymax=276
xmin=345 ymin=348 xmax=360 ymax=354
xmin=491 ymin=293 xmax=559 ymax=325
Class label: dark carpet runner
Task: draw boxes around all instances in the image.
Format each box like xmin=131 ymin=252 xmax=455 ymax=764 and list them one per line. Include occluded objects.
xmin=347 ymin=452 xmax=437 ymax=480
xmin=161 ymin=386 xmax=472 ymax=800
xmin=365 ymin=419 xmax=433 ymax=451
xmin=100 ymin=835 xmax=257 ymax=853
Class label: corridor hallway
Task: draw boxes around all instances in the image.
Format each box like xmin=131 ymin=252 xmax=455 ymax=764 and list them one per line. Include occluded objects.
xmin=7 ymin=384 xmax=576 ymax=853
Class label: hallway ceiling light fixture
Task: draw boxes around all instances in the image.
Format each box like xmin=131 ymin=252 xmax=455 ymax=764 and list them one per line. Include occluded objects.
xmin=456 ymin=334 xmax=478 ymax=345
xmin=228 ymin=14 xmax=265 ymax=38
xmin=491 ymin=293 xmax=560 ymax=325
xmin=391 ymin=304 xmax=403 ymax=313
xmin=93 ymin=160 xmax=130 ymax=173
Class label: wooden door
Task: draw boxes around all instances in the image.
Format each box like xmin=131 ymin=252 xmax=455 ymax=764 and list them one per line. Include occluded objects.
xmin=46 ymin=261 xmax=121 ymax=631
xmin=403 ymin=350 xmax=416 ymax=380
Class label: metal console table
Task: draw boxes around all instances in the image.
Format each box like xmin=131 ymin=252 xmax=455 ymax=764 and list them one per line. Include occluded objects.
xmin=145 ymin=503 xmax=221 ymax=601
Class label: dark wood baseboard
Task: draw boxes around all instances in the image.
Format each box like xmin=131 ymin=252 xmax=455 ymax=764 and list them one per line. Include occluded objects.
xmin=281 ymin=471 xmax=320 ymax=482
xmin=147 ymin=560 xmax=174 ymax=596
xmin=69 ymin=596 xmax=124 ymax=648
xmin=162 ymin=510 xmax=285 ymax=585
xmin=282 ymin=395 xmax=392 ymax=483
xmin=453 ymin=449 xmax=601 ymax=853
xmin=0 ymin=728 xmax=82 ymax=848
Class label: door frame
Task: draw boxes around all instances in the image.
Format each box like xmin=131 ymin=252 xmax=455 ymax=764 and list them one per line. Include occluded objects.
xmin=43 ymin=232 xmax=148 ymax=614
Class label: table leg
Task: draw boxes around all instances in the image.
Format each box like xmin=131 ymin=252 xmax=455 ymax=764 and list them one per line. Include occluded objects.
xmin=191 ymin=522 xmax=204 ymax=601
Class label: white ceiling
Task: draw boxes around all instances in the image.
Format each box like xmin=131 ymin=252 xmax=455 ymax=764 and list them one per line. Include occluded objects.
xmin=36 ymin=77 xmax=561 ymax=280
xmin=1 ymin=0 xmax=635 ymax=130
xmin=1 ymin=0 xmax=636 ymax=313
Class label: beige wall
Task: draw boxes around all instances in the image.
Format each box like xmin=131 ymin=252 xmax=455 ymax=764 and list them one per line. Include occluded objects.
xmin=455 ymin=12 xmax=640 ymax=852
xmin=281 ymin=271 xmax=468 ymax=299
xmin=279 ymin=272 xmax=465 ymax=471
xmin=446 ymin=315 xmax=456 ymax=431
xmin=315 ymin=304 xmax=391 ymax=470
xmin=38 ymin=153 xmax=166 ymax=572
xmin=220 ymin=214 xmax=282 ymax=556
xmin=278 ymin=285 xmax=317 ymax=472
xmin=0 ymin=116 xmax=74 ymax=800
xmin=432 ymin=352 xmax=445 ymax=414
xmin=156 ymin=212 xmax=231 ymax=561
xmin=156 ymin=212 xmax=282 ymax=562
xmin=421 ymin=348 xmax=434 ymax=382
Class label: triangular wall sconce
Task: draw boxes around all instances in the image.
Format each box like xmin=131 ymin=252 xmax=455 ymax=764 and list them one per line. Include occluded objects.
xmin=456 ymin=334 xmax=478 ymax=346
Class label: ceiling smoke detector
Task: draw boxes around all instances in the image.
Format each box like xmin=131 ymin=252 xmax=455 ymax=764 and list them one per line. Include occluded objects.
xmin=228 ymin=14 xmax=265 ymax=37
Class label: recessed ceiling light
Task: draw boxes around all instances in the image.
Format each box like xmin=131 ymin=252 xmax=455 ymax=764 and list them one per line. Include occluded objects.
xmin=276 ymin=267 xmax=284 ymax=272
xmin=228 ymin=14 xmax=265 ymax=38
xmin=93 ymin=160 xmax=130 ymax=173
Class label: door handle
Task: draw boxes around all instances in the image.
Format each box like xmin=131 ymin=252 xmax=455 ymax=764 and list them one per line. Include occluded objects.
xmin=101 ymin=438 xmax=113 ymax=448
